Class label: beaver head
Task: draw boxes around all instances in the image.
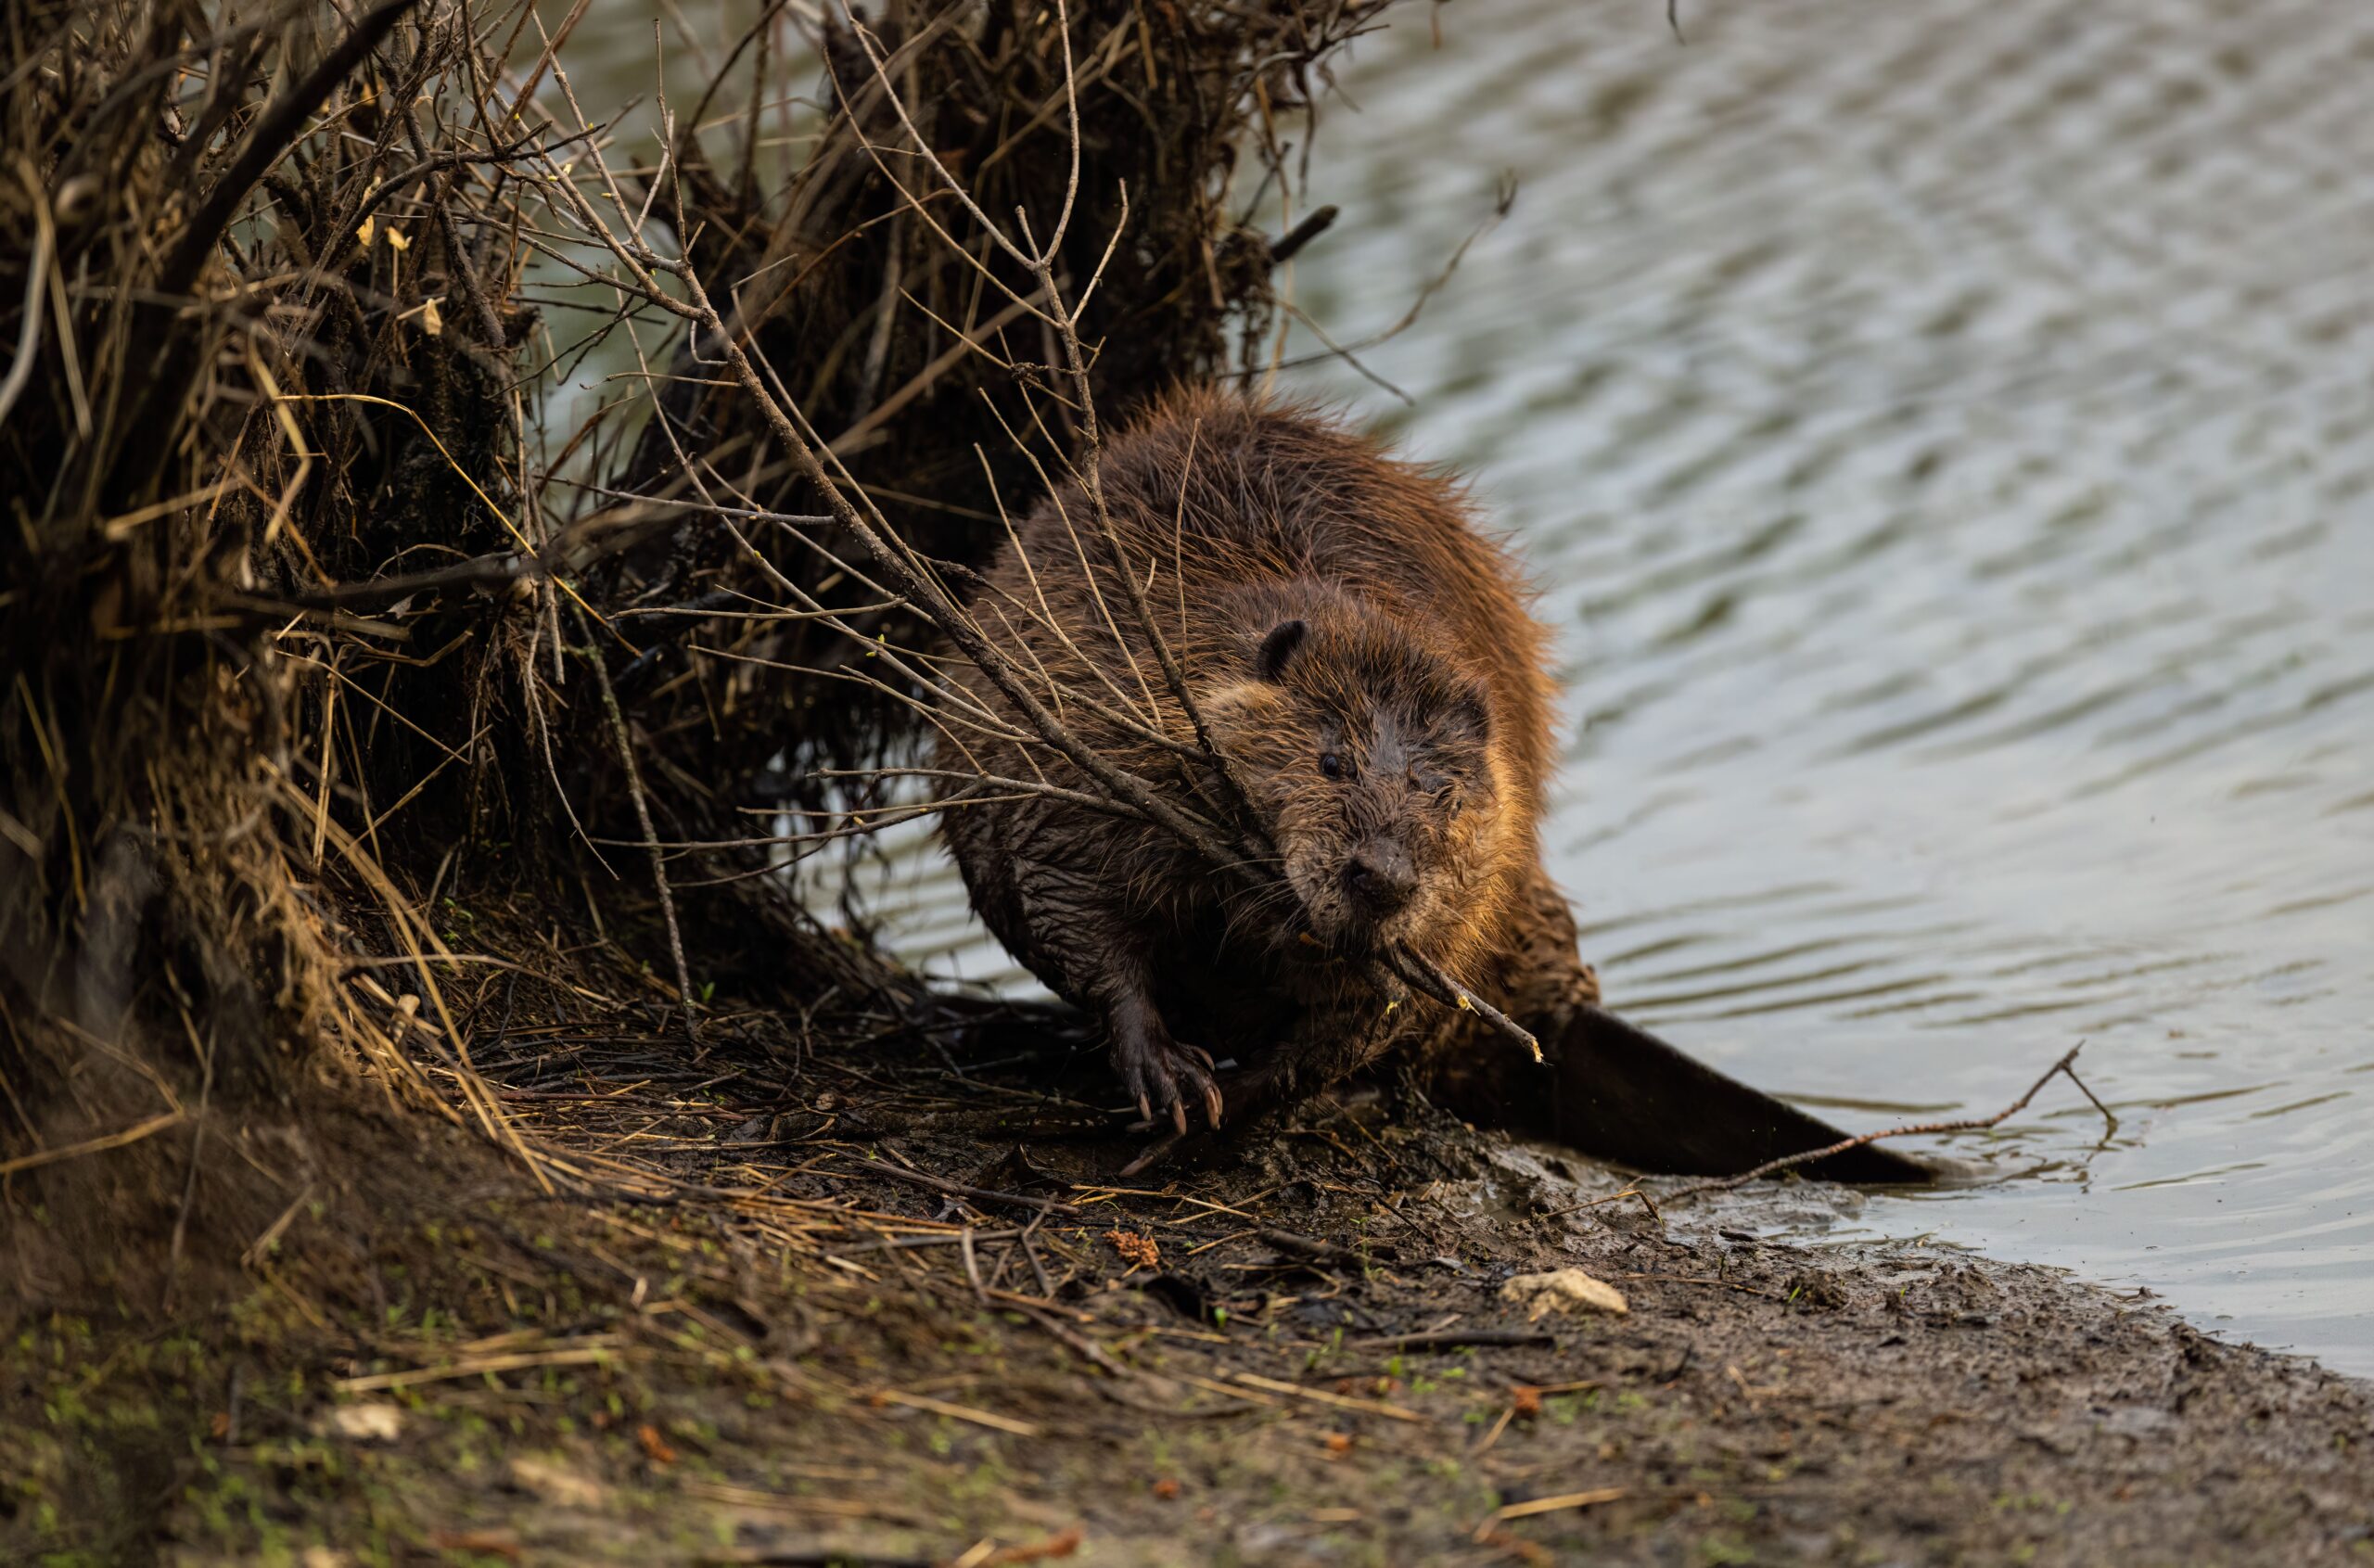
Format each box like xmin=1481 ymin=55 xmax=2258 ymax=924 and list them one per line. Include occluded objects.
xmin=1202 ymin=599 xmax=1516 ymax=962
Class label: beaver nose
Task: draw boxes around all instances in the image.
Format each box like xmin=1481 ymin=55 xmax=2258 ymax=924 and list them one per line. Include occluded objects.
xmin=1344 ymin=840 xmax=1418 ymax=915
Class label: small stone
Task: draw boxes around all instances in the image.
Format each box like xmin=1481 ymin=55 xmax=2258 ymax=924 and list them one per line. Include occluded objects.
xmin=324 ymin=1402 xmax=404 ymax=1442
xmin=1500 ymin=1268 xmax=1628 ymax=1320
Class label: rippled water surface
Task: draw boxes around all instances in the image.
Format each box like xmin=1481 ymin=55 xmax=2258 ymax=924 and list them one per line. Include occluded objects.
xmin=569 ymin=0 xmax=2373 ymax=1370
xmin=1270 ymin=0 xmax=2374 ymax=1373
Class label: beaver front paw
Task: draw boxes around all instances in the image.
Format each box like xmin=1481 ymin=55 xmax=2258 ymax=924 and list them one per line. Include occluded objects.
xmin=1111 ymin=1003 xmax=1224 ymax=1135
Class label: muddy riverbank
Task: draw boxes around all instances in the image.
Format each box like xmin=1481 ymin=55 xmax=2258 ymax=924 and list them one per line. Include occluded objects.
xmin=12 ymin=943 xmax=2368 ymax=1566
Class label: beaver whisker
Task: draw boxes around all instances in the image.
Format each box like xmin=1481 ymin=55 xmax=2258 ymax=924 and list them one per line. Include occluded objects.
xmin=1210 ymin=854 xmax=1289 ymax=877
xmin=1213 ymin=883 xmax=1302 ymax=936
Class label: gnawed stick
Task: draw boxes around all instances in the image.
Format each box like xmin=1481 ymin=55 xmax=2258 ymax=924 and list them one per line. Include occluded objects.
xmin=1382 ymin=945 xmax=1541 ymax=1064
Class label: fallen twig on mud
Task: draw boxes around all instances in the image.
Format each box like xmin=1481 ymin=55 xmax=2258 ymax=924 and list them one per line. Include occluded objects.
xmin=1230 ymin=1371 xmax=1423 ymax=1422
xmin=826 ymin=1228 xmax=1027 ymax=1258
xmin=1483 ymin=1485 xmax=1627 ymax=1526
xmin=868 ymin=1388 xmax=1043 ymax=1437
xmin=1257 ymin=1228 xmax=1365 ymax=1266
xmin=0 ymin=1110 xmax=186 ymax=1179
xmin=852 ymin=1158 xmax=1085 ymax=1217
xmin=1352 ymin=1329 xmax=1554 ymax=1353
xmin=336 ymin=1339 xmax=624 ymax=1394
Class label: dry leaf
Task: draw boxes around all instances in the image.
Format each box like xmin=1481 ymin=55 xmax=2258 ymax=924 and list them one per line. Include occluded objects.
xmin=1104 ymin=1229 xmax=1160 ymax=1268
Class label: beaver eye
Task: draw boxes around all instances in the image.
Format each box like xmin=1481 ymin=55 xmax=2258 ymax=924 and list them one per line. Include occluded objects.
xmin=1319 ymin=751 xmax=1343 ymax=780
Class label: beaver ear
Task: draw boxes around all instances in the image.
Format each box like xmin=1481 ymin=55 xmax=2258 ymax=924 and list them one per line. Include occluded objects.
xmin=1253 ymin=619 xmax=1308 ymax=682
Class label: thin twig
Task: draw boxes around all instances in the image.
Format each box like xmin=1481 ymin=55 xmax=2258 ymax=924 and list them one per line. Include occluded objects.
xmin=1666 ymin=1042 xmax=2108 ymax=1199
xmin=0 ymin=1110 xmax=185 ymax=1178
xmin=1381 ymin=946 xmax=1541 ymax=1064
xmin=851 ymin=1158 xmax=1084 ymax=1217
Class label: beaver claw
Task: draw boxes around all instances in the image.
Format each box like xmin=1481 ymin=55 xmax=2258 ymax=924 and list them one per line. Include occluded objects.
xmin=1113 ymin=1008 xmax=1224 ymax=1135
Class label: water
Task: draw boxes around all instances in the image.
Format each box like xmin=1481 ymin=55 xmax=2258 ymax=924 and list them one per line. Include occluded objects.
xmin=562 ymin=0 xmax=2374 ymax=1371
xmin=1274 ymin=0 xmax=2374 ymax=1373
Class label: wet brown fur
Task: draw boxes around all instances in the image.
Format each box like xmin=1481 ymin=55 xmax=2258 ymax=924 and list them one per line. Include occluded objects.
xmin=938 ymin=388 xmax=1593 ymax=1129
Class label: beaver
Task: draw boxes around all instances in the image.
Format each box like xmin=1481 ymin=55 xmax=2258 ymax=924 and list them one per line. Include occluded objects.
xmin=935 ymin=388 xmax=1598 ymax=1134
